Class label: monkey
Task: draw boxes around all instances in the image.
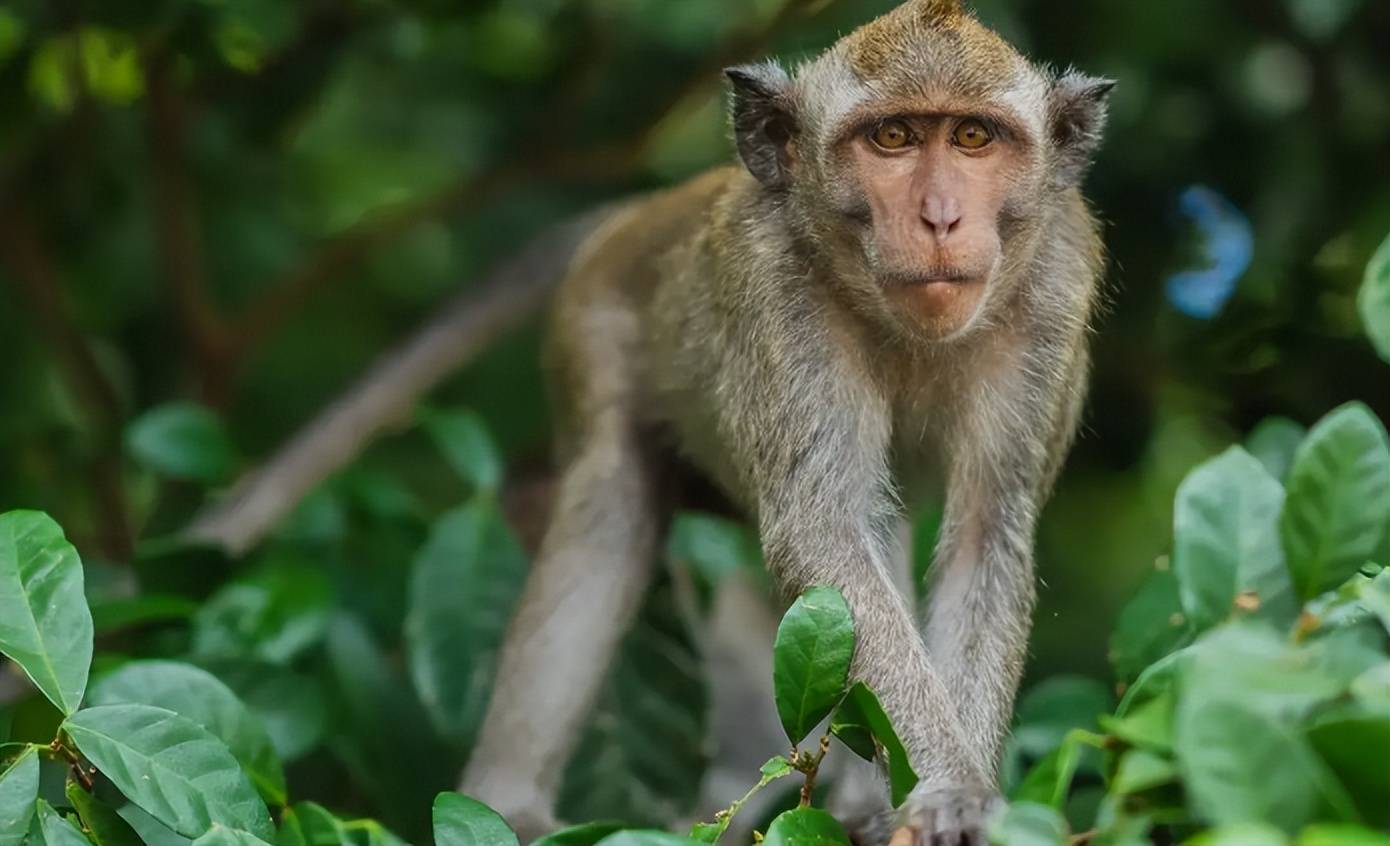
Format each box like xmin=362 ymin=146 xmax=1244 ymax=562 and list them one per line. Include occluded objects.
xmin=459 ymin=0 xmax=1113 ymax=843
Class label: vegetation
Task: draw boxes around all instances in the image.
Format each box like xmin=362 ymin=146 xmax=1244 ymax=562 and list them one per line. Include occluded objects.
xmin=1 ymin=0 xmax=1389 ymax=844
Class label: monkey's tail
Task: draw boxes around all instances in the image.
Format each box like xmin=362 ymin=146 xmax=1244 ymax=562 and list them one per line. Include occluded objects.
xmin=185 ymin=202 xmax=630 ymax=556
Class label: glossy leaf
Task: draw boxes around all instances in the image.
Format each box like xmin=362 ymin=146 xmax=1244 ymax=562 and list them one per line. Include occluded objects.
xmin=431 ymin=794 xmax=517 ymax=846
xmin=1281 ymin=403 xmax=1390 ymax=601
xmin=772 ymin=586 xmax=855 ymax=746
xmin=31 ymin=800 xmax=92 ymax=846
xmin=533 ymin=822 xmax=626 ymax=846
xmin=1172 ymin=447 xmax=1293 ymax=631
xmin=829 ymin=683 xmax=918 ymax=806
xmin=0 ymin=511 xmax=93 ymax=715
xmin=405 ymin=500 xmax=527 ymax=746
xmin=65 ymin=781 xmax=143 ymax=846
xmin=1359 ymin=230 xmax=1390 ymax=362
xmin=63 ymin=704 xmax=273 ymax=841
xmin=88 ymin=661 xmax=286 ymax=806
xmin=0 ymin=746 xmax=39 ymax=846
xmin=762 ymin=808 xmax=851 ymax=846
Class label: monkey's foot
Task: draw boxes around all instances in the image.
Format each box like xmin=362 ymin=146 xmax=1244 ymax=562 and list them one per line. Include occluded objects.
xmin=891 ymin=785 xmax=1005 ymax=846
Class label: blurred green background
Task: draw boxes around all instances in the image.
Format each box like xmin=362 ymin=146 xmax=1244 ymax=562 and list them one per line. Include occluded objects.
xmin=1 ymin=0 xmax=1388 ymax=835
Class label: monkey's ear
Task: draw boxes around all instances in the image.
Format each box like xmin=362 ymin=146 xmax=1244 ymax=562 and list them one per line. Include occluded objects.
xmin=726 ymin=61 xmax=797 ymax=191
xmin=1049 ymin=70 xmax=1115 ymax=188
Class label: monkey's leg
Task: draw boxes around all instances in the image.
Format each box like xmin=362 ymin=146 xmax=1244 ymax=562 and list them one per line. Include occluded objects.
xmin=460 ymin=428 xmax=664 ymax=839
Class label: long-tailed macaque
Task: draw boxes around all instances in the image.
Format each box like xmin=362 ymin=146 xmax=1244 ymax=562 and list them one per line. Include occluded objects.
xmin=461 ymin=1 xmax=1112 ymax=842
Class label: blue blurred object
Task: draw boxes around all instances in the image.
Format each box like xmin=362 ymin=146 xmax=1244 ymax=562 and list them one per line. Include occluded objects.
xmin=1164 ymin=185 xmax=1254 ymax=319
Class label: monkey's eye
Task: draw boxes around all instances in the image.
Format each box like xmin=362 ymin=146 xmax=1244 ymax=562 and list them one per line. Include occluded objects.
xmin=952 ymin=118 xmax=993 ymax=149
xmin=871 ymin=119 xmax=914 ymax=150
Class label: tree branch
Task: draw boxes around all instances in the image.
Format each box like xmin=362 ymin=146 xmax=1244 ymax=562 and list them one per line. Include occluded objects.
xmin=185 ymin=207 xmax=619 ymax=555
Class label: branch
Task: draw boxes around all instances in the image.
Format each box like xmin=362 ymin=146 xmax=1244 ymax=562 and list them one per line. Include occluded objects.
xmin=145 ymin=51 xmax=235 ymax=405
xmin=0 ymin=203 xmax=135 ymax=559
xmin=185 ymin=207 xmax=619 ymax=555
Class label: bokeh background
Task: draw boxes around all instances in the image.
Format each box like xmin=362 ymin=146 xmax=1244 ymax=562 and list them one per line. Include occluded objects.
xmin=1 ymin=0 xmax=1388 ymax=837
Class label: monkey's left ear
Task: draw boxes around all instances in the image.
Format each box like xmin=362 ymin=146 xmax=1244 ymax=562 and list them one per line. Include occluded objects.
xmin=1049 ymin=71 xmax=1116 ymax=188
xmin=726 ymin=61 xmax=797 ymax=191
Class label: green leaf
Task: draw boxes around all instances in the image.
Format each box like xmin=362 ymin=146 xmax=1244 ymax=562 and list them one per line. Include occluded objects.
xmin=197 ymin=662 xmax=326 ymax=764
xmin=666 ymin=513 xmax=761 ymax=587
xmin=114 ymin=805 xmax=190 ymax=846
xmin=1358 ymin=230 xmax=1390 ymax=362
xmin=1186 ymin=823 xmax=1290 ymax=846
xmin=31 ymin=800 xmax=92 ymax=846
xmin=91 ymin=596 xmax=199 ymax=636
xmin=1297 ymin=823 xmax=1390 ymax=846
xmin=593 ymin=833 xmax=700 ymax=846
xmin=987 ymin=802 xmax=1069 ymax=846
xmin=1354 ymin=567 xmax=1390 ymax=633
xmin=405 ymin=500 xmax=527 ymax=747
xmin=1109 ymin=562 xmax=1191 ymax=681
xmin=1099 ymin=692 xmax=1173 ymax=753
xmin=1246 ymin=417 xmax=1308 ymax=481
xmin=762 ymin=808 xmax=851 ymax=846
xmin=532 ymin=822 xmax=626 ymax=846
xmin=772 ymin=587 xmax=855 ymax=746
xmin=125 ymin=403 xmax=236 ymax=484
xmin=0 ymin=746 xmax=39 ymax=846
xmin=1012 ymin=676 xmax=1112 ymax=759
xmin=65 ymin=781 xmax=143 ymax=846
xmin=63 ymin=704 xmax=273 ymax=841
xmin=1109 ymin=749 xmax=1178 ymax=795
xmin=0 ymin=511 xmax=93 ymax=715
xmin=88 ymin=661 xmax=286 ymax=806
xmin=1172 ymin=447 xmax=1293 ymax=631
xmin=1281 ymin=403 xmax=1390 ymax=601
xmin=419 ymin=409 xmax=504 ymax=493
xmin=190 ymin=826 xmax=274 ymax=846
xmin=431 ymin=794 xmax=517 ymax=846
xmin=191 ymin=564 xmax=333 ymax=666
xmin=557 ymin=579 xmax=708 ymax=827
xmin=1175 ymin=697 xmax=1357 ymax=833
xmin=1306 ymin=711 xmax=1390 ymax=828
xmin=275 ymin=802 xmax=348 ymax=846
xmin=829 ymin=683 xmax=918 ymax=806
xmin=1011 ymin=729 xmax=1105 ymax=808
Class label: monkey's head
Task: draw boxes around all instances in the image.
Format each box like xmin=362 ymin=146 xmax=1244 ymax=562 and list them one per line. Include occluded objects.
xmin=727 ymin=0 xmax=1113 ymax=342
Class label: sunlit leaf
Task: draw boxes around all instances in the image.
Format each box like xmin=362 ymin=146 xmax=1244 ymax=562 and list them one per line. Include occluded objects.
xmin=431 ymin=794 xmax=517 ymax=846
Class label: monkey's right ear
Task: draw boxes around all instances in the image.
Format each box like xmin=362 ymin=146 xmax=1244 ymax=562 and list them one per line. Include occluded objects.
xmin=726 ymin=61 xmax=797 ymax=191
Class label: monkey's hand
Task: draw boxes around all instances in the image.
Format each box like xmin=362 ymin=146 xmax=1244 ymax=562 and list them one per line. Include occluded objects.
xmin=890 ymin=784 xmax=1005 ymax=846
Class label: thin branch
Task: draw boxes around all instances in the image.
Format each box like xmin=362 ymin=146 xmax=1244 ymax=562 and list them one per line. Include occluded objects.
xmin=0 ymin=203 xmax=135 ymax=559
xmin=145 ymin=50 xmax=235 ymax=406
xmin=185 ymin=207 xmax=618 ymax=555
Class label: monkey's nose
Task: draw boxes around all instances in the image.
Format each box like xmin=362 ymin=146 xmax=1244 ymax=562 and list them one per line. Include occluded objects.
xmin=922 ymin=196 xmax=963 ymax=243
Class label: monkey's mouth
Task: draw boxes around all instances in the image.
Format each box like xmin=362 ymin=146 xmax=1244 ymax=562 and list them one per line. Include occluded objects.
xmin=881 ymin=267 xmax=979 ymax=287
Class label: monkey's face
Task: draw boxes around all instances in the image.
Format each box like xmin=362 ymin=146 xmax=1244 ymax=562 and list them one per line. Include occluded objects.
xmin=830 ymin=106 xmax=1036 ymax=340
xmin=726 ymin=0 xmax=1112 ymax=344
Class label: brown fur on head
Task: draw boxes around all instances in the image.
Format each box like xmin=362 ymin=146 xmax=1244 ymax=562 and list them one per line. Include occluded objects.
xmin=726 ymin=1 xmax=1112 ymax=343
